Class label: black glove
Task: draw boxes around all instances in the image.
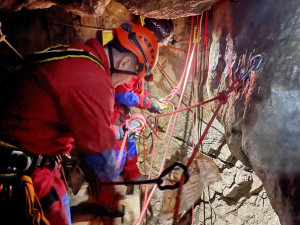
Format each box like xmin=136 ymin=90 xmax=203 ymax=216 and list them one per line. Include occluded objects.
xmin=148 ymin=100 xmax=163 ymax=114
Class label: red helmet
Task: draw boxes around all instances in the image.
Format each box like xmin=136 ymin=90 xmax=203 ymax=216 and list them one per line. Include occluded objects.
xmin=113 ymin=23 xmax=158 ymax=79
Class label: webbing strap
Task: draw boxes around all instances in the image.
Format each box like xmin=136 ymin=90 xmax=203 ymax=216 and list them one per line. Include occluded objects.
xmin=21 ymin=175 xmax=50 ymax=225
xmin=22 ymin=49 xmax=105 ymax=70
xmin=39 ymin=186 xmax=59 ymax=210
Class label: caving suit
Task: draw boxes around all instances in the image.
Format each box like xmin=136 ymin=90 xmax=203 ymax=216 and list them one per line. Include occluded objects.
xmin=0 ymin=38 xmax=118 ymax=225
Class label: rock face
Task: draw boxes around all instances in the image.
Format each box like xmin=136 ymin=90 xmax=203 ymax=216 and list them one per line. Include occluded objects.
xmin=0 ymin=0 xmax=110 ymax=15
xmin=115 ymin=0 xmax=219 ymax=19
xmin=0 ymin=0 xmax=218 ymax=18
xmin=208 ymin=0 xmax=300 ymax=224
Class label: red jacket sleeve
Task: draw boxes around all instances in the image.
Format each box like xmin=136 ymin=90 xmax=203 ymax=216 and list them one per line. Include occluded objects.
xmin=115 ymin=77 xmax=151 ymax=109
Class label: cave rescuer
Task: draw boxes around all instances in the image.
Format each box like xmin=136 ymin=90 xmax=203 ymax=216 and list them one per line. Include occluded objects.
xmin=112 ymin=18 xmax=176 ymax=182
xmin=0 ymin=23 xmax=158 ymax=225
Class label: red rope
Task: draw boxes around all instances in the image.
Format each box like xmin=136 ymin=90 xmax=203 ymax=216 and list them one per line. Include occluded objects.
xmin=172 ymin=76 xmax=245 ymax=223
xmin=201 ymin=10 xmax=209 ymax=48
xmin=135 ymin=17 xmax=198 ymax=225
xmin=203 ymin=10 xmax=209 ymax=71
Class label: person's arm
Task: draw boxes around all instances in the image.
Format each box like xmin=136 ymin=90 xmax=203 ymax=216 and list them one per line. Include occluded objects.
xmin=50 ymin=57 xmax=118 ymax=181
xmin=115 ymin=77 xmax=151 ymax=109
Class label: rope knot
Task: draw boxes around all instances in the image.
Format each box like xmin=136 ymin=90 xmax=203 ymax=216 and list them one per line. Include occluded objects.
xmin=218 ymin=91 xmax=228 ymax=104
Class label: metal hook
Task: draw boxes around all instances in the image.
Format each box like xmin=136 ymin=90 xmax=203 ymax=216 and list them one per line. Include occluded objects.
xmin=240 ymin=54 xmax=264 ymax=81
xmin=249 ymin=54 xmax=264 ymax=70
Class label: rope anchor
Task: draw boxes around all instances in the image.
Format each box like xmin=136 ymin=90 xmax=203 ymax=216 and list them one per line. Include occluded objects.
xmin=240 ymin=54 xmax=264 ymax=81
xmin=102 ymin=162 xmax=190 ymax=190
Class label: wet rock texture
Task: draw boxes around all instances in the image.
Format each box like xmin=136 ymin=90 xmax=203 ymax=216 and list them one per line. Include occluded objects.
xmin=0 ymin=0 xmax=218 ymax=18
xmin=208 ymin=0 xmax=300 ymax=224
xmin=0 ymin=0 xmax=110 ymax=15
xmin=114 ymin=0 xmax=218 ymax=19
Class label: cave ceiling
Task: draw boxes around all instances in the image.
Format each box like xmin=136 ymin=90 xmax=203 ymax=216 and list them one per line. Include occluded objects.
xmin=0 ymin=0 xmax=219 ymax=18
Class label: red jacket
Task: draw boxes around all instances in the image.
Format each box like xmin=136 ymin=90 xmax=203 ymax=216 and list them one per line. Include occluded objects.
xmin=0 ymin=38 xmax=116 ymax=156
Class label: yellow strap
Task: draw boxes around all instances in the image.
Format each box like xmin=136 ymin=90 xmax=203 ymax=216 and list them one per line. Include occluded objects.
xmin=37 ymin=54 xmax=104 ymax=70
xmin=21 ymin=176 xmax=50 ymax=225
xmin=36 ymin=47 xmax=105 ymax=70
xmin=140 ymin=16 xmax=145 ymax=26
xmin=0 ymin=140 xmax=18 ymax=148
xmin=102 ymin=30 xmax=113 ymax=45
xmin=40 ymin=44 xmax=70 ymax=52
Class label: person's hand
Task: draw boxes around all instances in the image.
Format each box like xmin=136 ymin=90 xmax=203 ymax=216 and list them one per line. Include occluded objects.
xmin=116 ymin=121 xmax=141 ymax=140
xmin=148 ymin=100 xmax=163 ymax=114
xmin=127 ymin=121 xmax=141 ymax=139
xmin=78 ymin=149 xmax=121 ymax=182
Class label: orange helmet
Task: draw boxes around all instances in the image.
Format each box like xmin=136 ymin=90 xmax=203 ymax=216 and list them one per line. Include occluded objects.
xmin=113 ymin=23 xmax=158 ymax=79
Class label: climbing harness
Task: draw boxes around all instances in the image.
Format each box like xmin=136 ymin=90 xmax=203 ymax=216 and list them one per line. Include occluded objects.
xmin=102 ymin=162 xmax=189 ymax=190
xmin=0 ymin=140 xmax=51 ymax=225
xmin=0 ymin=140 xmax=57 ymax=175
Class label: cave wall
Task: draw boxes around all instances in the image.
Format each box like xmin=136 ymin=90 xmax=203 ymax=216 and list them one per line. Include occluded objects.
xmin=209 ymin=0 xmax=300 ymax=224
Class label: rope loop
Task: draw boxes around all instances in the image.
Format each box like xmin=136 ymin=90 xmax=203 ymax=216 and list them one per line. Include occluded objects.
xmin=125 ymin=113 xmax=146 ymax=133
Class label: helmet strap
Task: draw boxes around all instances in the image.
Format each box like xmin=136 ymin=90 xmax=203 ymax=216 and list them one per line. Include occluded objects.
xmin=121 ymin=23 xmax=151 ymax=75
xmin=108 ymin=43 xmax=138 ymax=76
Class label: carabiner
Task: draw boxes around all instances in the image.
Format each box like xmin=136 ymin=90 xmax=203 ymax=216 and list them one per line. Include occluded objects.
xmin=100 ymin=162 xmax=190 ymax=191
xmin=240 ymin=54 xmax=264 ymax=81
xmin=157 ymin=162 xmax=189 ymax=190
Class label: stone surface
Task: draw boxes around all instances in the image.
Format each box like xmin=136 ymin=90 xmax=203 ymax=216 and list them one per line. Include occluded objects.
xmin=208 ymin=0 xmax=300 ymax=224
xmin=115 ymin=0 xmax=218 ymax=19
xmin=0 ymin=0 xmax=111 ymax=16
xmin=0 ymin=0 xmax=218 ymax=18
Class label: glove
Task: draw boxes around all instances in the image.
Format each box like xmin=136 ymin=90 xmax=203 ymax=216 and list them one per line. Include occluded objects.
xmin=116 ymin=126 xmax=125 ymax=140
xmin=148 ymin=100 xmax=163 ymax=114
xmin=127 ymin=121 xmax=141 ymax=139
xmin=78 ymin=149 xmax=122 ymax=182
xmin=116 ymin=121 xmax=141 ymax=140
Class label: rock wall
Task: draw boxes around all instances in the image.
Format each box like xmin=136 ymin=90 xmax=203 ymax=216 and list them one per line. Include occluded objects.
xmin=0 ymin=0 xmax=218 ymax=18
xmin=208 ymin=0 xmax=300 ymax=224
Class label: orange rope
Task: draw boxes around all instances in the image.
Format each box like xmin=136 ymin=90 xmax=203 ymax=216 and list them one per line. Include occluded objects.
xmin=21 ymin=176 xmax=50 ymax=225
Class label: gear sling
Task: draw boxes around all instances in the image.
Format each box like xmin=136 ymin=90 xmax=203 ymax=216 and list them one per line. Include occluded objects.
xmin=0 ymin=47 xmax=104 ymax=225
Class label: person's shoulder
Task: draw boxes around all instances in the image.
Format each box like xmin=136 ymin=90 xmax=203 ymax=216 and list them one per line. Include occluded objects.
xmin=69 ymin=39 xmax=102 ymax=57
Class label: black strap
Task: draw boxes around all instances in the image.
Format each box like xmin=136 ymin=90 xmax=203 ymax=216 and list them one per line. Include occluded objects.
xmin=142 ymin=96 xmax=148 ymax=107
xmin=121 ymin=23 xmax=151 ymax=74
xmin=39 ymin=186 xmax=59 ymax=210
xmin=11 ymin=49 xmax=105 ymax=73
xmin=108 ymin=44 xmax=138 ymax=76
